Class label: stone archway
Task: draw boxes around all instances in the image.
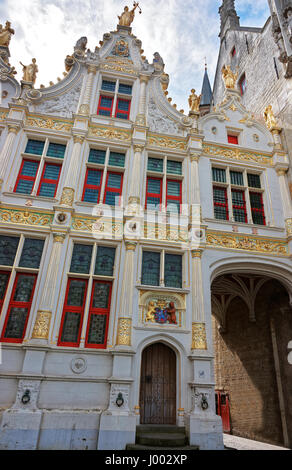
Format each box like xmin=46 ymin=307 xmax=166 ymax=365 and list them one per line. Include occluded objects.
xmin=211 ymin=273 xmax=292 ymax=448
xmin=139 ymin=342 xmax=177 ymax=425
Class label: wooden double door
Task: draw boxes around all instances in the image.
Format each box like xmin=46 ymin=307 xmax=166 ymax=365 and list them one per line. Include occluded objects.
xmin=140 ymin=343 xmax=176 ymax=425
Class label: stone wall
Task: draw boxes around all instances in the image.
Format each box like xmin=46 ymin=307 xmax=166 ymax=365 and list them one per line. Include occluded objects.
xmin=212 ymin=279 xmax=292 ymax=447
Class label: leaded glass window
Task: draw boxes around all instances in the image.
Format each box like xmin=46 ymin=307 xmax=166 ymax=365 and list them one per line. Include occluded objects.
xmin=91 ymin=282 xmax=111 ymax=309
xmin=108 ymin=152 xmax=125 ymax=167
xmin=60 ymin=312 xmax=82 ymax=344
xmin=164 ymin=254 xmax=182 ymax=288
xmin=47 ymin=143 xmax=66 ymax=159
xmin=248 ymin=173 xmax=261 ymax=189
xmin=148 ymin=158 xmax=163 ymax=173
xmin=167 ymin=160 xmax=182 ymax=175
xmin=95 ymin=247 xmax=116 ymax=276
xmin=0 ymin=236 xmax=19 ymax=266
xmin=87 ymin=315 xmax=107 ymax=345
xmin=19 ymin=238 xmax=44 ymax=269
xmin=141 ymin=251 xmax=160 ymax=286
xmin=1 ymin=273 xmax=37 ymax=342
xmin=70 ymin=244 xmax=93 ymax=274
xmin=25 ymin=139 xmax=45 ymax=155
xmin=88 ymin=149 xmax=106 ymax=165
xmin=212 ymin=168 xmax=226 ymax=183
xmin=230 ymin=171 xmax=244 ymax=186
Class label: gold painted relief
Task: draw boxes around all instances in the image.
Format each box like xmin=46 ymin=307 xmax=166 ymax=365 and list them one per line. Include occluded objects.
xmin=26 ymin=117 xmax=72 ymax=133
xmin=32 ymin=311 xmax=52 ymax=340
xmin=191 ymin=323 xmax=207 ymax=350
xmin=206 ymin=231 xmax=288 ymax=256
xmin=0 ymin=208 xmax=53 ymax=226
xmin=116 ymin=318 xmax=132 ymax=346
xmin=203 ymin=144 xmax=272 ymax=166
xmin=88 ymin=125 xmax=131 ymax=142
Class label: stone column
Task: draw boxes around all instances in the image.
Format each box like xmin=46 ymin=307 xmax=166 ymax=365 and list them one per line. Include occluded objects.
xmin=191 ymin=249 xmax=207 ymax=350
xmin=30 ymin=233 xmax=66 ymax=343
xmin=78 ymin=65 xmax=97 ymax=116
xmin=60 ymin=134 xmax=85 ymax=206
xmin=116 ymin=241 xmax=137 ymax=347
xmin=128 ymin=145 xmax=144 ymax=205
xmin=276 ymin=168 xmax=292 ymax=238
xmin=135 ymin=75 xmax=149 ymax=126
xmin=190 ymin=154 xmax=201 ymax=206
xmin=0 ymin=124 xmax=20 ymax=190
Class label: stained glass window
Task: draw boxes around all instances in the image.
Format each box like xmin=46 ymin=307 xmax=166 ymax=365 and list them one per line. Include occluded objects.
xmin=230 ymin=171 xmax=244 ymax=186
xmin=104 ymin=172 xmax=123 ymax=206
xmin=88 ymin=149 xmax=106 ymax=165
xmin=47 ymin=143 xmax=66 ymax=159
xmin=167 ymin=160 xmax=182 ymax=175
xmin=118 ymin=83 xmax=132 ymax=95
xmin=212 ymin=168 xmax=226 ymax=183
xmin=213 ymin=187 xmax=229 ymax=220
xmin=101 ymin=80 xmax=116 ymax=92
xmin=60 ymin=312 xmax=82 ymax=344
xmin=19 ymin=238 xmax=44 ymax=269
xmin=38 ymin=163 xmax=61 ymax=198
xmin=14 ymin=160 xmax=39 ymax=194
xmin=115 ymin=99 xmax=131 ymax=119
xmin=0 ymin=272 xmax=10 ymax=309
xmin=141 ymin=251 xmax=160 ymax=286
xmin=70 ymin=244 xmax=93 ymax=274
xmin=0 ymin=236 xmax=19 ymax=266
xmin=2 ymin=274 xmax=37 ymax=341
xmin=164 ymin=254 xmax=182 ymax=288
xmin=87 ymin=315 xmax=107 ymax=345
xmin=248 ymin=173 xmax=261 ymax=189
xmin=91 ymin=282 xmax=111 ymax=309
xmin=148 ymin=158 xmax=163 ymax=173
xmin=25 ymin=139 xmax=45 ymax=155
xmin=250 ymin=192 xmax=265 ymax=225
xmin=108 ymin=152 xmax=125 ymax=167
xmin=58 ymin=278 xmax=88 ymax=346
xmin=95 ymin=247 xmax=116 ymax=276
xmin=232 ymin=190 xmax=247 ymax=223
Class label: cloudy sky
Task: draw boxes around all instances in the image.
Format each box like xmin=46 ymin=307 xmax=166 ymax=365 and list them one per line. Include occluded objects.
xmin=0 ymin=0 xmax=270 ymax=111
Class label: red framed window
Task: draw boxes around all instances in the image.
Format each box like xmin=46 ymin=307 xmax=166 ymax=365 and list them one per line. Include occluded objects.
xmin=166 ymin=179 xmax=182 ymax=214
xmin=14 ymin=159 xmax=40 ymax=195
xmin=85 ymin=281 xmax=112 ymax=349
xmin=250 ymin=192 xmax=266 ymax=226
xmin=227 ymin=135 xmax=238 ymax=145
xmin=213 ymin=186 xmax=229 ymax=221
xmin=145 ymin=177 xmax=163 ymax=210
xmin=231 ymin=189 xmax=247 ymax=223
xmin=58 ymin=278 xmax=88 ymax=347
xmin=0 ymin=271 xmax=11 ymax=312
xmin=97 ymin=95 xmax=114 ymax=117
xmin=103 ymin=172 xmax=123 ymax=206
xmin=37 ymin=162 xmax=62 ymax=198
xmin=82 ymin=168 xmax=103 ymax=204
xmin=1 ymin=273 xmax=37 ymax=343
xmin=115 ymin=98 xmax=131 ymax=120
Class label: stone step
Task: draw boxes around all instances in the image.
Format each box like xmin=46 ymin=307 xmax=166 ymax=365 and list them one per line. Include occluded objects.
xmin=126 ymin=444 xmax=200 ymax=451
xmin=136 ymin=425 xmax=186 ymax=434
xmin=137 ymin=432 xmax=188 ymax=448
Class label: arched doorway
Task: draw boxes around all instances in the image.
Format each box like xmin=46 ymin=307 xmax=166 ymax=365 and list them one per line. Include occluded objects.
xmin=139 ymin=342 xmax=176 ymax=425
xmin=211 ymin=273 xmax=292 ymax=448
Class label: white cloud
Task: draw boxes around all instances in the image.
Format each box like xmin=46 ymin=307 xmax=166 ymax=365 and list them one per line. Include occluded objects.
xmin=0 ymin=0 xmax=270 ymax=111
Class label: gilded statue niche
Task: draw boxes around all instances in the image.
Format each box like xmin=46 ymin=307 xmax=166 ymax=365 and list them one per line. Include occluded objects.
xmin=139 ymin=290 xmax=186 ymax=328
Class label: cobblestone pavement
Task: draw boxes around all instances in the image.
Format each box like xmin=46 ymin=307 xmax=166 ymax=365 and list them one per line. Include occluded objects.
xmin=223 ymin=434 xmax=290 ymax=451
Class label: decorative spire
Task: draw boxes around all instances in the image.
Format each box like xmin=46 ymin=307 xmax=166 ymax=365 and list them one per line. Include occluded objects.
xmin=200 ymin=63 xmax=213 ymax=111
xmin=219 ymin=0 xmax=240 ymax=39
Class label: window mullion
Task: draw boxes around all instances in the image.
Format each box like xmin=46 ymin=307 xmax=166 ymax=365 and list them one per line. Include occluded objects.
xmin=31 ymin=157 xmax=44 ymax=196
xmin=100 ymin=148 xmax=109 ymax=203
xmin=162 ymin=156 xmax=167 ymax=210
xmin=79 ymin=244 xmax=96 ymax=348
xmin=112 ymin=81 xmax=119 ymax=118
xmin=226 ymin=170 xmax=233 ymax=221
xmin=161 ymin=250 xmax=165 ymax=287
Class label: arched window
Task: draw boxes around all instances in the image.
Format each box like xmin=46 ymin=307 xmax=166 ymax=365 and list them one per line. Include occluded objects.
xmin=239 ymin=73 xmax=246 ymax=96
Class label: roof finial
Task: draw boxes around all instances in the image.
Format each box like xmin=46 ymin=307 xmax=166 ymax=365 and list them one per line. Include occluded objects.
xmin=204 ymin=57 xmax=207 ymax=71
